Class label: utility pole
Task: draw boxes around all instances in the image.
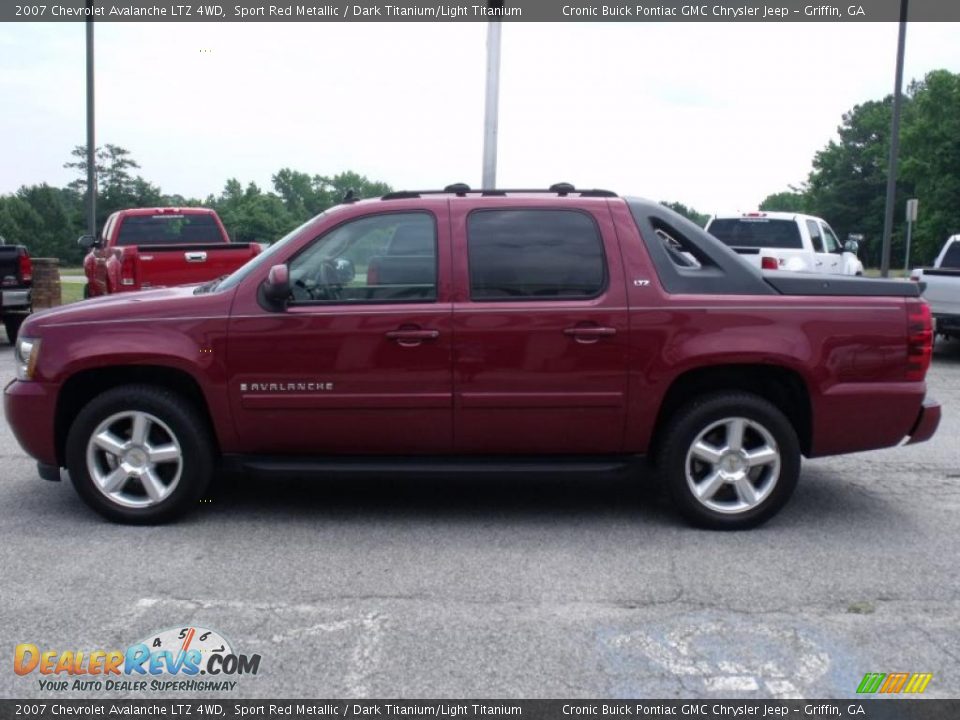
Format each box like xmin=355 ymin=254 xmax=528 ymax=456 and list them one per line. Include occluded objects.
xmin=880 ymin=0 xmax=908 ymax=278
xmin=481 ymin=3 xmax=503 ymax=189
xmin=85 ymin=0 xmax=97 ymax=238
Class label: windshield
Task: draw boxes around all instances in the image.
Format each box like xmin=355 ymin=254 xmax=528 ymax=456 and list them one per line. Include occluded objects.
xmin=708 ymin=218 xmax=803 ymax=250
xmin=216 ymin=215 xmax=322 ymax=292
xmin=116 ymin=214 xmax=223 ymax=246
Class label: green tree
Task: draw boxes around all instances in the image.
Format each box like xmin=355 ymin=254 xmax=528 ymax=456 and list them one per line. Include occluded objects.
xmin=804 ymin=96 xmax=913 ymax=268
xmin=0 ymin=185 xmax=86 ymax=262
xmin=272 ymin=169 xmax=324 ymax=219
xmin=759 ymin=189 xmax=809 ymax=213
xmin=271 ymin=168 xmax=393 ymax=222
xmin=661 ymin=201 xmax=709 ymax=227
xmin=2 ymin=147 xmax=395 ymax=259
xmin=900 ymin=69 xmax=960 ymax=265
xmin=63 ymin=144 xmax=166 ymax=235
xmin=65 ymin=144 xmax=141 ymax=196
xmin=209 ymin=180 xmax=296 ymax=244
xmin=316 ymin=171 xmax=392 ymax=204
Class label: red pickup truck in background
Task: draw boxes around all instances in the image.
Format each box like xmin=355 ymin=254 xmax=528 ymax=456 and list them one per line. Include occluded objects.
xmin=7 ymin=187 xmax=940 ymax=529
xmin=80 ymin=207 xmax=261 ymax=297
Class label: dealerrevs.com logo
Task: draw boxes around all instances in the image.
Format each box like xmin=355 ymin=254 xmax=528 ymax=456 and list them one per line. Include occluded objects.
xmin=14 ymin=626 xmax=261 ymax=693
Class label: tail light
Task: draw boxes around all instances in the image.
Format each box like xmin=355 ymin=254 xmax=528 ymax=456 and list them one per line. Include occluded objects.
xmin=905 ymin=300 xmax=933 ymax=381
xmin=18 ymin=249 xmax=32 ymax=284
xmin=120 ymin=253 xmax=137 ymax=286
xmin=761 ymin=256 xmax=778 ymax=270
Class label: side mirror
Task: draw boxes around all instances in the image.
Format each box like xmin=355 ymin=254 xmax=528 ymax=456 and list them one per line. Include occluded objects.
xmin=78 ymin=235 xmax=98 ymax=251
xmin=332 ymin=257 xmax=356 ymax=284
xmin=262 ymin=264 xmax=291 ymax=307
xmin=845 ymin=233 xmax=864 ymax=255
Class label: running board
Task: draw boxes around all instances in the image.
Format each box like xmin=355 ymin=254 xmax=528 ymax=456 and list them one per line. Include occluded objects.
xmin=223 ymin=454 xmax=640 ymax=477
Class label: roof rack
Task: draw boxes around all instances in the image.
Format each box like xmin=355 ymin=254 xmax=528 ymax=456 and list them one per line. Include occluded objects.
xmin=381 ymin=183 xmax=617 ymax=201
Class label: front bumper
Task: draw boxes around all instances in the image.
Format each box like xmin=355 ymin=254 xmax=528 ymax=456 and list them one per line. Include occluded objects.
xmin=906 ymin=397 xmax=941 ymax=445
xmin=4 ymin=379 xmax=58 ymax=466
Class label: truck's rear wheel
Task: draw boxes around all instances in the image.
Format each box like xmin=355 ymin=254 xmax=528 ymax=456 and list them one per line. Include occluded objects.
xmin=657 ymin=392 xmax=800 ymax=530
xmin=4 ymin=315 xmax=25 ymax=344
xmin=66 ymin=385 xmax=213 ymax=524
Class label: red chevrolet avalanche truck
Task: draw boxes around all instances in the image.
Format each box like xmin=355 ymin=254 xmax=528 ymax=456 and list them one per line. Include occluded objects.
xmin=5 ymin=187 xmax=940 ymax=529
xmin=80 ymin=207 xmax=261 ymax=297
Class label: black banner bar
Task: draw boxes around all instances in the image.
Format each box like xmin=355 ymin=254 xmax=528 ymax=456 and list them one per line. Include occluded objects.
xmin=1 ymin=701 xmax=959 ymax=720
xmin=6 ymin=0 xmax=960 ymax=22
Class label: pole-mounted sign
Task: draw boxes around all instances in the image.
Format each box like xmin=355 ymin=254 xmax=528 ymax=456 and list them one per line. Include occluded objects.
xmin=904 ymin=197 xmax=918 ymax=270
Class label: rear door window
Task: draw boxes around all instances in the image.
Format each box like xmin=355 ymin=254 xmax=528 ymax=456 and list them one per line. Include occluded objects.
xmin=806 ymin=220 xmax=825 ymax=253
xmin=708 ymin=218 xmax=803 ymax=249
xmin=940 ymin=242 xmax=960 ymax=268
xmin=466 ymin=209 xmax=606 ymax=300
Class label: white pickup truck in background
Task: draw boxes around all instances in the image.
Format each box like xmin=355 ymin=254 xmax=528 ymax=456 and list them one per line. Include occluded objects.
xmin=911 ymin=235 xmax=960 ymax=340
xmin=705 ymin=211 xmax=864 ymax=276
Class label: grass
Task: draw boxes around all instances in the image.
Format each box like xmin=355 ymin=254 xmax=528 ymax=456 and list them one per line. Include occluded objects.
xmin=863 ymin=268 xmax=909 ymax=278
xmin=59 ymin=266 xmax=84 ymax=275
xmin=59 ymin=281 xmax=85 ymax=305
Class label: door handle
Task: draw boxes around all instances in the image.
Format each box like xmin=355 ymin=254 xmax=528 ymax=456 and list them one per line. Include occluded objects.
xmin=386 ymin=328 xmax=440 ymax=346
xmin=185 ymin=251 xmax=208 ymax=263
xmin=563 ymin=326 xmax=617 ymax=343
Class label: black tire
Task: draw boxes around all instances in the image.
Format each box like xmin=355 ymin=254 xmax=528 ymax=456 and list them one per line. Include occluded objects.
xmin=66 ymin=384 xmax=213 ymax=524
xmin=4 ymin=315 xmax=25 ymax=344
xmin=656 ymin=392 xmax=800 ymax=530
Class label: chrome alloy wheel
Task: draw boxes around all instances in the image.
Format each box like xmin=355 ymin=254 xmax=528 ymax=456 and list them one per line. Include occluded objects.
xmin=85 ymin=410 xmax=183 ymax=509
xmin=684 ymin=417 xmax=781 ymax=514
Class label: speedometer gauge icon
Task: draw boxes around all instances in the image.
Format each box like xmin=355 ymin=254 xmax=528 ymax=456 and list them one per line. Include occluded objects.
xmin=135 ymin=626 xmax=233 ymax=668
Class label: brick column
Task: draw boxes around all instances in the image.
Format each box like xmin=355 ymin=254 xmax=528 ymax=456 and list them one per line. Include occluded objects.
xmin=31 ymin=258 xmax=62 ymax=309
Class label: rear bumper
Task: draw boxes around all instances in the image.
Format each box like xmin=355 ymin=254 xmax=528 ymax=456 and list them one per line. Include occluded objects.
xmin=2 ymin=289 xmax=31 ymax=309
xmin=4 ymin=379 xmax=58 ymax=466
xmin=935 ymin=314 xmax=960 ymax=334
xmin=811 ymin=381 xmax=931 ymax=457
xmin=906 ymin=397 xmax=941 ymax=445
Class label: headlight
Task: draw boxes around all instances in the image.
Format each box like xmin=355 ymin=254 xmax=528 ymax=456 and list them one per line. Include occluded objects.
xmin=14 ymin=337 xmax=40 ymax=381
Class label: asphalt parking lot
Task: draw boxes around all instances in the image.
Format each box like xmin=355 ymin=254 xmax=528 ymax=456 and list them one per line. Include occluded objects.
xmin=0 ymin=340 xmax=958 ymax=700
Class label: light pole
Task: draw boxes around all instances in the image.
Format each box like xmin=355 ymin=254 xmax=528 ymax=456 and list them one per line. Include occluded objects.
xmin=85 ymin=0 xmax=96 ymax=238
xmin=879 ymin=0 xmax=908 ymax=278
xmin=481 ymin=3 xmax=503 ymax=189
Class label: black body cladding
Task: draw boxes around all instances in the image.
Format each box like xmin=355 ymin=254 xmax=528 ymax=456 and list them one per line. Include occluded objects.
xmin=625 ymin=198 xmax=920 ymax=298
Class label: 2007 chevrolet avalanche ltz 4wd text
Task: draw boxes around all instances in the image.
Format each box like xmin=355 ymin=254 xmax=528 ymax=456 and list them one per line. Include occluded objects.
xmin=4 ymin=186 xmax=941 ymax=529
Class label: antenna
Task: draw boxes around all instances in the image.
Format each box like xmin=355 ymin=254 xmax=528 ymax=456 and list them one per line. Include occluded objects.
xmin=443 ymin=183 xmax=471 ymax=196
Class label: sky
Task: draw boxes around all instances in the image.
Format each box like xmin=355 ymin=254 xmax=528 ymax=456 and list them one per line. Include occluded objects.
xmin=1 ymin=21 xmax=960 ymax=213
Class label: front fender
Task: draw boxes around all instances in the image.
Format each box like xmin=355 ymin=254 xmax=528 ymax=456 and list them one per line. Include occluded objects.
xmin=35 ymin=318 xmax=239 ymax=456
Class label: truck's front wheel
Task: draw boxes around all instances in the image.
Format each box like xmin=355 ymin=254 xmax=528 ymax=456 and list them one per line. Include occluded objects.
xmin=66 ymin=385 xmax=213 ymax=524
xmin=657 ymin=393 xmax=800 ymax=530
